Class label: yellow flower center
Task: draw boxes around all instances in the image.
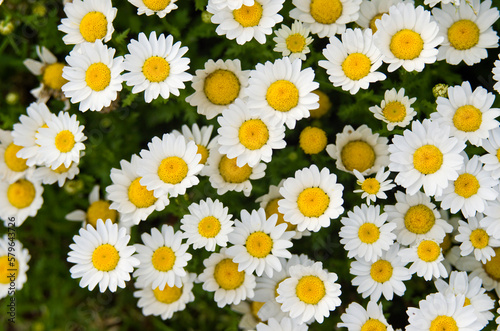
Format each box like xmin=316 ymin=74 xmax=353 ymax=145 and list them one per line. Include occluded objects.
xmin=429 ymin=316 xmax=458 ymax=331
xmin=198 ymin=216 xmax=221 ymax=238
xmin=483 ymin=248 xmax=500 ymax=281
xmin=299 ymin=126 xmax=327 ymax=155
xmin=53 ymin=163 xmax=71 ymax=174
xmin=214 ymin=258 xmax=245 ymax=290
xmin=341 ymin=140 xmax=376 ymax=173
xmin=7 ymin=179 xmax=36 ymax=209
xmin=497 ymin=148 xmax=500 ymax=164
xmin=452 ymin=105 xmax=482 ymax=132
xmin=470 ymin=228 xmax=489 ymax=249
xmin=417 ymin=240 xmax=441 ymax=262
xmin=85 ymin=62 xmax=111 ymax=92
xmin=413 ymin=145 xmax=443 ymax=175
xmin=361 ymin=178 xmax=380 ymax=195
xmin=152 ymin=246 xmax=176 ymax=272
xmin=342 ymin=53 xmax=372 ymax=81
xmin=265 ymin=198 xmax=296 ymax=231
xmin=197 ymin=145 xmax=209 ymax=165
xmin=370 ymin=260 xmax=393 ymax=283
xmin=219 ymin=155 xmax=252 ymax=183
xmin=153 ymin=285 xmax=183 ymax=304
xmin=440 ymin=233 xmax=452 ymax=253
xmin=382 ymin=101 xmax=406 ymax=123
xmin=464 ymin=297 xmax=471 ymax=306
xmin=128 ymin=177 xmax=158 ymax=208
xmin=54 ymin=130 xmax=75 ymax=153
xmin=79 ymin=11 xmax=107 ymax=43
xmin=390 ymin=29 xmax=424 ymax=60
xmin=246 ymin=231 xmax=273 ymax=258
xmin=361 ymin=319 xmax=387 ymax=331
xmin=42 ymin=62 xmax=68 ymax=90
xmin=369 ymin=13 xmax=385 ymax=33
xmin=448 ymin=19 xmax=479 ymax=51
xmin=404 ymin=204 xmax=435 ymax=234
xmin=297 ymin=187 xmax=330 ymax=218
xmin=454 ymin=173 xmax=479 ymax=198
xmin=266 ymin=80 xmax=299 ymax=112
xmin=0 ymin=256 xmax=18 ymax=284
xmin=309 ymin=90 xmax=331 ymax=118
xmin=143 ymin=56 xmax=170 ymax=83
xmin=86 ymin=200 xmax=117 ymax=228
xmin=310 ymin=0 xmax=343 ymax=24
xmin=233 ymin=2 xmax=263 ymax=27
xmin=295 ymin=275 xmax=326 ymax=304
xmin=286 ymin=33 xmax=306 ymax=53
xmin=238 ymin=119 xmax=269 ymax=150
xmin=143 ymin=0 xmax=171 ymax=11
xmin=4 ymin=143 xmax=28 ymax=172
xmin=92 ymin=244 xmax=119 ymax=271
xmin=158 ymin=156 xmax=188 ymax=184
xmin=358 ymin=223 xmax=380 ymax=244
xmin=251 ymin=301 xmax=265 ymax=321
xmin=204 ymin=69 xmax=240 ymax=106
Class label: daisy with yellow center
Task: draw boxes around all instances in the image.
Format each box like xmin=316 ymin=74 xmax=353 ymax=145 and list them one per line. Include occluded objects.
xmin=0 ymin=234 xmax=30 ymax=299
xmin=480 ymin=128 xmax=500 ymax=180
xmin=0 ymin=177 xmax=44 ymax=227
xmin=399 ymin=238 xmax=448 ymax=280
xmin=32 ymin=157 xmax=80 ymax=187
xmin=273 ymin=21 xmax=313 ymax=61
xmin=0 ymin=129 xmax=34 ymax=183
xmin=455 ymin=215 xmax=500 ymax=264
xmin=339 ymin=300 xmax=394 ymax=331
xmin=128 ymin=0 xmax=179 ymax=18
xmin=353 ymin=168 xmax=395 ymax=205
xmin=67 ymin=219 xmax=139 ymax=292
xmin=453 ymin=247 xmax=500 ymax=296
xmin=369 ymin=87 xmax=417 ymax=131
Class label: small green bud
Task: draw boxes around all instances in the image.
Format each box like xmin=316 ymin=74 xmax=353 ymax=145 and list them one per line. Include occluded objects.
xmin=201 ymin=11 xmax=213 ymax=24
xmin=64 ymin=179 xmax=84 ymax=195
xmin=0 ymin=20 xmax=14 ymax=35
xmin=33 ymin=3 xmax=47 ymax=17
xmin=6 ymin=92 xmax=19 ymax=105
xmin=432 ymin=83 xmax=449 ymax=99
xmin=288 ymin=151 xmax=298 ymax=161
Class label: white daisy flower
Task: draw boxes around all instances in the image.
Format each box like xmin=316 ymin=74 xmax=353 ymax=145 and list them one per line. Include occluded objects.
xmin=217 ymin=98 xmax=286 ymax=167
xmin=338 ymin=300 xmax=394 ymax=331
xmin=454 ymin=247 xmax=500 ymax=296
xmin=106 ymin=154 xmax=169 ymax=226
xmin=230 ymin=300 xmax=263 ymax=331
xmin=208 ymin=0 xmax=255 ymax=11
xmin=208 ymin=0 xmax=284 ymax=45
xmin=65 ymin=185 xmax=118 ymax=228
xmin=256 ymin=317 xmax=308 ymax=331
xmin=185 ymin=59 xmax=249 ymax=120
xmin=62 ymin=40 xmax=123 ymax=112
xmin=58 ymin=0 xmax=116 ymax=44
xmin=373 ymin=3 xmax=443 ymax=72
xmin=0 ymin=234 xmax=30 ymax=299
xmin=133 ymin=224 xmax=192 ymax=290
xmin=246 ymin=57 xmax=319 ymax=129
xmin=273 ymin=21 xmax=313 ymax=61
xmin=455 ymin=215 xmax=500 ymax=263
xmin=493 ymin=54 xmax=500 ymax=93
xmin=171 ymin=123 xmax=217 ymax=167
xmin=31 ymin=158 xmax=80 ymax=187
xmin=384 ymin=191 xmax=453 ymax=246
xmin=319 ymin=27 xmax=386 ymax=95
xmin=127 ymin=0 xmax=178 ymax=18
xmin=289 ymin=0 xmax=362 ymax=38
xmin=226 ymin=208 xmax=294 ymax=277
xmin=388 ymin=119 xmax=466 ymax=197
xmin=326 ymin=124 xmax=390 ymax=176
xmin=137 ymin=133 xmax=203 ymax=199
xmin=480 ymin=127 xmax=500 ymax=179
xmin=350 ymin=243 xmax=411 ymax=301
xmin=353 ymin=168 xmax=395 ymax=205
xmin=198 ymin=248 xmax=256 ymax=308
xmin=67 ymin=219 xmax=139 ymax=292
xmin=133 ymin=272 xmax=195 ymax=320
xmin=339 ymin=204 xmax=397 ymax=262
xmin=276 ymin=261 xmax=341 ymax=324
xmin=122 ymin=31 xmax=192 ymax=103
xmin=356 ymin=0 xmax=411 ymax=33
xmin=368 ymin=87 xmax=417 ymax=131
xmin=399 ymin=238 xmax=448 ymax=280
xmin=180 ymin=198 xmax=234 ymax=251
xmin=0 ymin=177 xmax=44 ymax=227
xmin=278 ymin=164 xmax=344 ymax=233
xmin=0 ymin=130 xmax=34 ymax=183
xmin=432 ymin=0 xmax=499 ymax=66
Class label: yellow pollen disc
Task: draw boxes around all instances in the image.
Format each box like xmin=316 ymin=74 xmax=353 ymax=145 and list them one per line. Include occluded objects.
xmin=370 ymin=259 xmax=393 ymax=283
xmin=219 ymin=155 xmax=252 ymax=183
xmin=266 ymin=80 xmax=299 ymax=112
xmin=404 ymin=204 xmax=435 ymax=234
xmin=464 ymin=297 xmax=471 ymax=306
xmin=382 ymin=101 xmax=406 ymax=123
xmin=233 ymin=2 xmax=263 ymax=27
xmin=197 ymin=145 xmax=209 ymax=165
xmin=286 ymin=33 xmax=306 ymax=53
xmin=390 ymin=29 xmax=424 ymax=60
xmin=454 ymin=173 xmax=480 ymax=198
xmin=417 ymin=240 xmax=441 ymax=262
xmin=470 ymin=229 xmax=489 ymax=249
xmin=153 ymin=285 xmax=183 ymax=304
xmin=483 ymin=248 xmax=500 ymax=281
xmin=429 ymin=315 xmax=458 ymax=331
xmin=369 ymin=13 xmax=385 ymax=33
xmin=4 ymin=143 xmax=28 ymax=172
xmin=204 ymin=69 xmax=240 ymax=106
xmin=85 ymin=62 xmax=111 ymax=92
xmin=413 ymin=145 xmax=443 ymax=175
xmin=86 ymin=200 xmax=117 ymax=228
xmin=7 ymin=179 xmax=36 ymax=209
xmin=42 ymin=62 xmax=68 ymax=90
xmin=152 ymin=246 xmax=176 ymax=272
xmin=198 ymin=216 xmax=221 ymax=238
xmin=358 ymin=223 xmax=380 ymax=244
xmin=497 ymin=148 xmax=500 ymax=164
xmin=342 ymin=53 xmax=372 ymax=81
xmin=79 ymin=11 xmax=107 ymax=43
xmin=361 ymin=178 xmax=380 ymax=195
xmin=214 ymin=258 xmax=245 ymax=290
xmin=299 ymin=126 xmax=327 ymax=155
xmin=448 ymin=19 xmax=479 ymax=50
xmin=0 ymin=256 xmax=19 ymax=284
xmin=309 ymin=90 xmax=332 ymax=118
xmin=128 ymin=177 xmax=158 ymax=208
xmin=341 ymin=140 xmax=376 ymax=173
xmin=297 ymin=187 xmax=330 ymax=218
xmin=452 ymin=105 xmax=482 ymax=132
xmin=92 ymin=244 xmax=119 ymax=271
xmin=54 ymin=130 xmax=75 ymax=153
xmin=143 ymin=56 xmax=170 ymax=83
xmin=53 ymin=162 xmax=71 ymax=174
xmin=265 ymin=198 xmax=296 ymax=231
xmin=310 ymin=0 xmax=343 ymax=24
xmin=238 ymin=119 xmax=269 ymax=150
xmin=250 ymin=301 xmax=265 ymax=321
xmin=246 ymin=231 xmax=273 ymax=258
xmin=143 ymin=0 xmax=171 ymax=11
xmin=440 ymin=234 xmax=452 ymax=253
xmin=295 ymin=275 xmax=326 ymax=304
xmin=158 ymin=156 xmax=188 ymax=184
xmin=361 ymin=319 xmax=387 ymax=331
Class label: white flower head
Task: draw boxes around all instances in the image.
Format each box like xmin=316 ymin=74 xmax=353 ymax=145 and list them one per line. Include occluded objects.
xmin=0 ymin=235 xmax=30 ymax=299
xmin=273 ymin=21 xmax=313 ymax=61
xmin=127 ymin=0 xmax=178 ymax=18
xmin=353 ymin=168 xmax=395 ymax=205
xmin=368 ymin=87 xmax=417 ymax=131
xmin=0 ymin=177 xmax=44 ymax=227
xmin=338 ymin=300 xmax=394 ymax=331
xmin=399 ymin=238 xmax=449 ymax=281
xmin=0 ymin=130 xmax=34 ymax=183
